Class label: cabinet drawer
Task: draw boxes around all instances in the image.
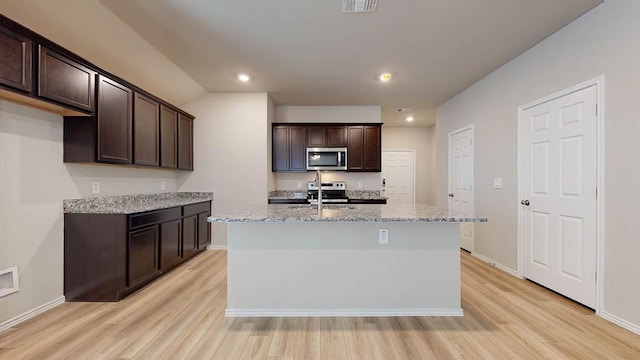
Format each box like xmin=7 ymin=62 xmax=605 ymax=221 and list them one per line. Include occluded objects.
xmin=183 ymin=201 xmax=210 ymax=216
xmin=129 ymin=207 xmax=181 ymax=229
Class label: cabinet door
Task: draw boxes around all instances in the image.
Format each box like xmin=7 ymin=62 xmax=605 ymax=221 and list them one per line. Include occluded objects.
xmin=177 ymin=112 xmax=194 ymax=170
xmin=0 ymin=26 xmax=32 ymax=92
xmin=182 ymin=215 xmax=198 ymax=259
xmin=347 ymin=126 xmax=364 ymax=171
xmin=160 ymin=219 xmax=182 ymax=272
xmin=38 ymin=46 xmax=95 ymax=112
xmin=198 ymin=212 xmax=211 ymax=249
xmin=273 ymin=125 xmax=290 ymax=171
xmin=160 ymin=105 xmax=178 ymax=168
xmin=133 ymin=92 xmax=160 ymax=166
xmin=128 ymin=225 xmax=160 ymax=288
xmin=307 ymin=126 xmax=326 ymax=147
xmin=363 ymin=125 xmax=381 ymax=171
xmin=97 ymin=75 xmax=133 ymax=164
xmin=289 ymin=126 xmax=307 ymax=171
xmin=327 ymin=126 xmax=347 ymax=147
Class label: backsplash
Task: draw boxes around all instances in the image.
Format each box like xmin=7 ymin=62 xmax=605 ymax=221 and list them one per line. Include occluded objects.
xmin=269 ymin=190 xmax=384 ymax=200
xmin=273 ymin=172 xmax=382 ymax=191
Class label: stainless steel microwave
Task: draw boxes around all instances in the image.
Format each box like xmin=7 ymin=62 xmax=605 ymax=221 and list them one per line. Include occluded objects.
xmin=306 ymin=147 xmax=347 ymax=171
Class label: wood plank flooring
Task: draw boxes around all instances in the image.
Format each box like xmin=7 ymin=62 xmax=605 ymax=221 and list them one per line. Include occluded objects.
xmin=1 ymin=250 xmax=639 ymax=359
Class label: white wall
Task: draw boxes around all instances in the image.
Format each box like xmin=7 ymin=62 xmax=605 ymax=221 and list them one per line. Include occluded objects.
xmin=0 ymin=100 xmax=178 ymax=325
xmin=382 ymin=126 xmax=435 ymax=205
xmin=276 ymin=106 xmax=381 ymax=124
xmin=177 ymin=93 xmax=272 ymax=247
xmin=435 ymin=0 xmax=640 ymax=331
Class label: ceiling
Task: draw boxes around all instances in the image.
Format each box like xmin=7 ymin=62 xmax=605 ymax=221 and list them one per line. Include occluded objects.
xmin=99 ymin=0 xmax=602 ymax=126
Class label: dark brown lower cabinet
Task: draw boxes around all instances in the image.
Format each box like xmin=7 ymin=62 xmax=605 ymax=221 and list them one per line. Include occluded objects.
xmin=128 ymin=225 xmax=160 ymax=288
xmin=64 ymin=200 xmax=211 ymax=302
xmin=198 ymin=212 xmax=211 ymax=248
xmin=160 ymin=219 xmax=182 ymax=272
xmin=182 ymin=215 xmax=198 ymax=260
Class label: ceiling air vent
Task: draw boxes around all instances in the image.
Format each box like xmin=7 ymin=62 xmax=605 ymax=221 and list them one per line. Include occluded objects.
xmin=343 ymin=0 xmax=378 ymax=13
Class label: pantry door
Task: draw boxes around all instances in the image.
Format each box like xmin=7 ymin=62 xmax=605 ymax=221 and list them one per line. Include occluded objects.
xmin=448 ymin=126 xmax=474 ymax=252
xmin=381 ymin=150 xmax=415 ymax=204
xmin=520 ymin=84 xmax=598 ymax=308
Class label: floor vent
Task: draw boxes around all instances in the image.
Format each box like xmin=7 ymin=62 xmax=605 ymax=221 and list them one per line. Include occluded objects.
xmin=343 ymin=0 xmax=378 ymax=13
xmin=0 ymin=266 xmax=19 ymax=298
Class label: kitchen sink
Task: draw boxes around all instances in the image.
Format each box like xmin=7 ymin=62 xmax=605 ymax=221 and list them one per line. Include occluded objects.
xmin=287 ymin=204 xmax=356 ymax=210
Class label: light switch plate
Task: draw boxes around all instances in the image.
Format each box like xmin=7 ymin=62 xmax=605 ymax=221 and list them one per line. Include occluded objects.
xmin=493 ymin=178 xmax=503 ymax=189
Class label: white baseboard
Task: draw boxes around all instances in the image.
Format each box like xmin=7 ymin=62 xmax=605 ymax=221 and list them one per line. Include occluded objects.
xmin=207 ymin=244 xmax=227 ymax=250
xmin=472 ymin=252 xmax=521 ymax=278
xmin=600 ymin=311 xmax=640 ymax=336
xmin=225 ymin=308 xmax=464 ymax=317
xmin=0 ymin=296 xmax=65 ymax=333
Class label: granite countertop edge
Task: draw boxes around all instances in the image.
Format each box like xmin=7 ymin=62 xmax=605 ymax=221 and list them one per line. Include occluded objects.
xmin=208 ymin=204 xmax=487 ymax=223
xmin=64 ymin=192 xmax=213 ymax=214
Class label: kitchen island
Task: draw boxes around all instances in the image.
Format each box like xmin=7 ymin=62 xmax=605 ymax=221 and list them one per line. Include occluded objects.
xmin=209 ymin=204 xmax=486 ymax=317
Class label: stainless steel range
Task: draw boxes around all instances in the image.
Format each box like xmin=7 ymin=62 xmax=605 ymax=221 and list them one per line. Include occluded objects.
xmin=307 ymin=181 xmax=348 ymax=203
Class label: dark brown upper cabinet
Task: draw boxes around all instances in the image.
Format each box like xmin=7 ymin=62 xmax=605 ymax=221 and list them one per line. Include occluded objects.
xmin=160 ymin=105 xmax=178 ymax=168
xmin=38 ymin=46 xmax=95 ymax=112
xmin=273 ymin=124 xmax=307 ymax=172
xmin=307 ymin=126 xmax=327 ymax=147
xmin=133 ymin=92 xmax=160 ymax=167
xmin=347 ymin=124 xmax=381 ymax=172
xmin=97 ymin=75 xmax=133 ymax=164
xmin=326 ymin=125 xmax=347 ymax=147
xmin=0 ymin=26 xmax=32 ymax=93
xmin=306 ymin=125 xmax=347 ymax=148
xmin=177 ymin=112 xmax=194 ymax=170
xmin=347 ymin=126 xmax=365 ymax=170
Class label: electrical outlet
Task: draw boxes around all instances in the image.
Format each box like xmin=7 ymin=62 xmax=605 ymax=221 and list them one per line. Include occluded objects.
xmin=160 ymin=181 xmax=166 ymax=190
xmin=378 ymin=228 xmax=389 ymax=245
xmin=493 ymin=178 xmax=503 ymax=189
xmin=297 ymin=181 xmax=303 ymax=189
xmin=358 ymin=181 xmax=363 ymax=189
xmin=91 ymin=182 xmax=100 ymax=194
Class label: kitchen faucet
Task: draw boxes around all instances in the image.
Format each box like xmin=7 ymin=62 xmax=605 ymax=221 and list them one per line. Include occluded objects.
xmin=315 ymin=170 xmax=322 ymax=213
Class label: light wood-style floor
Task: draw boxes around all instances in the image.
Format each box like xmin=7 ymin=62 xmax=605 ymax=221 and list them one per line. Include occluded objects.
xmin=1 ymin=250 xmax=639 ymax=359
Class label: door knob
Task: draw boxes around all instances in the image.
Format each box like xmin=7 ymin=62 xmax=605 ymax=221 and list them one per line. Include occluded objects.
xmin=521 ymin=200 xmax=530 ymax=206
xmin=448 ymin=193 xmax=454 ymax=198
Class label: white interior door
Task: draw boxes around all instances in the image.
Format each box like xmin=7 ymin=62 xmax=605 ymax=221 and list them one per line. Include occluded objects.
xmin=448 ymin=126 xmax=474 ymax=252
xmin=381 ymin=151 xmax=415 ymax=204
xmin=521 ymin=85 xmax=597 ymax=308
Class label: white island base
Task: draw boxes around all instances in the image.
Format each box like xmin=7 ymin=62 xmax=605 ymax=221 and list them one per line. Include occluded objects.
xmin=225 ymin=222 xmax=462 ymax=317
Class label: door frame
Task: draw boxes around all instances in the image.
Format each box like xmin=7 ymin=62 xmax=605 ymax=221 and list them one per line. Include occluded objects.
xmin=381 ymin=149 xmax=416 ymax=204
xmin=448 ymin=124 xmax=475 ymax=252
xmin=517 ymin=76 xmax=605 ymax=314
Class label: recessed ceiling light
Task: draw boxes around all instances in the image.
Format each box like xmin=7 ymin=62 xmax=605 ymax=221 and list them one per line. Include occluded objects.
xmin=379 ymin=73 xmax=392 ymax=82
xmin=237 ymin=73 xmax=251 ymax=82
xmin=406 ymin=116 xmax=414 ymax=122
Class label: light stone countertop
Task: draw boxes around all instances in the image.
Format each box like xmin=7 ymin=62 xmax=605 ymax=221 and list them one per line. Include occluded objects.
xmin=208 ymin=204 xmax=487 ymax=223
xmin=64 ymin=192 xmax=213 ymax=214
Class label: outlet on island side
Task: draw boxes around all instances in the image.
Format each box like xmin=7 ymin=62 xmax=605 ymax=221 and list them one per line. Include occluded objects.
xmin=358 ymin=181 xmax=363 ymax=189
xmin=378 ymin=228 xmax=389 ymax=245
xmin=160 ymin=181 xmax=166 ymax=191
xmin=91 ymin=181 xmax=100 ymax=194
